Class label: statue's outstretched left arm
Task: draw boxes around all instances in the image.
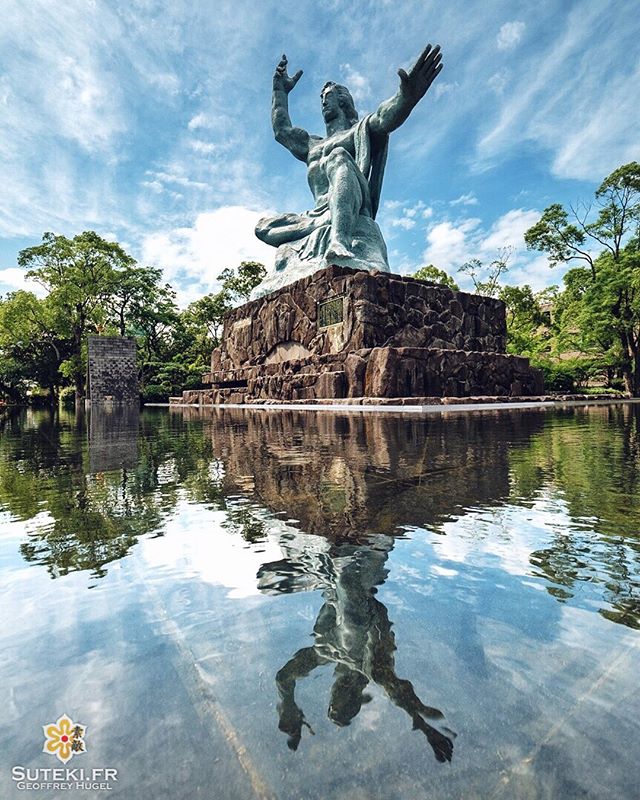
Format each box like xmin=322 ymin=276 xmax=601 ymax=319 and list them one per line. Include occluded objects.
xmin=370 ymin=44 xmax=443 ymax=136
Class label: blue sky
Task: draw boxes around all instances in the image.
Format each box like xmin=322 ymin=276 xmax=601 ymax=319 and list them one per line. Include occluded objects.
xmin=1 ymin=0 xmax=638 ymax=305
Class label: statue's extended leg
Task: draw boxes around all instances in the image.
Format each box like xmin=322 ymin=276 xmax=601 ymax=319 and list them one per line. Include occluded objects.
xmin=255 ymin=213 xmax=318 ymax=247
xmin=325 ymin=147 xmax=363 ymax=261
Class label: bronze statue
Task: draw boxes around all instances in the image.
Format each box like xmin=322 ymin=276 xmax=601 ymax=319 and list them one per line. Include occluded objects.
xmin=253 ymin=45 xmax=443 ymax=297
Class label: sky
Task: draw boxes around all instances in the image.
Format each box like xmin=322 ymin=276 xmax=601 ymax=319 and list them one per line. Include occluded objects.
xmin=1 ymin=0 xmax=638 ymax=305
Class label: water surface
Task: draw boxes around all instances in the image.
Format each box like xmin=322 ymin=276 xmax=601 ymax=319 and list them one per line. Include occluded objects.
xmin=0 ymin=405 xmax=639 ymax=799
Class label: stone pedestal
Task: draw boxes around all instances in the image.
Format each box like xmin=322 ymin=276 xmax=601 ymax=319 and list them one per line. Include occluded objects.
xmin=175 ymin=266 xmax=543 ymax=404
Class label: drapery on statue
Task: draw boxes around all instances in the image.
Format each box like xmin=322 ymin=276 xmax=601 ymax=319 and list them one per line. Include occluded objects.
xmin=253 ymin=44 xmax=443 ymax=297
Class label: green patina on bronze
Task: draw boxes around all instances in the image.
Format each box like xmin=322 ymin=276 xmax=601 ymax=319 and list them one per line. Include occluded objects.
xmin=252 ymin=44 xmax=444 ymax=299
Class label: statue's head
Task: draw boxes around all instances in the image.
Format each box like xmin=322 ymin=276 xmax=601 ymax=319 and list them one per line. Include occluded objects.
xmin=321 ymin=81 xmax=358 ymax=127
xmin=328 ymin=669 xmax=370 ymax=726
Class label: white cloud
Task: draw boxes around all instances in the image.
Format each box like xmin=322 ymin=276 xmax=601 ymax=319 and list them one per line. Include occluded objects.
xmin=0 ymin=1 xmax=129 ymax=236
xmin=421 ymin=208 xmax=549 ymax=288
xmin=0 ymin=267 xmax=41 ymax=295
xmin=147 ymin=72 xmax=180 ymax=95
xmin=450 ymin=192 xmax=479 ymax=207
xmin=391 ymin=217 xmax=416 ymax=230
xmin=488 ymin=70 xmax=508 ymax=95
xmin=339 ymin=63 xmax=372 ymax=106
xmin=478 ymin=208 xmax=540 ymax=255
xmin=434 ymin=81 xmax=458 ymax=100
xmin=188 ymin=139 xmax=220 ymax=155
xmin=188 ymin=113 xmax=210 ymax=130
xmin=146 ymin=171 xmax=209 ymax=191
xmin=140 ymin=206 xmax=274 ymax=306
xmin=549 ymin=61 xmax=640 ymax=179
xmin=422 ymin=218 xmax=482 ymax=271
xmin=142 ymin=180 xmax=164 ymax=193
xmin=497 ymin=21 xmax=525 ymax=51
xmin=381 ymin=200 xmax=432 ymax=237
xmin=509 ymin=253 xmax=558 ymax=291
xmin=476 ymin=5 xmax=639 ymax=181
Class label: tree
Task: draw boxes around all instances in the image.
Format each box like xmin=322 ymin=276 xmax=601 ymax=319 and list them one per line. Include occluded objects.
xmin=413 ymin=264 xmax=459 ymax=290
xmin=184 ymin=291 xmax=232 ymax=347
xmin=525 ymin=162 xmax=640 ymax=395
xmin=498 ymin=284 xmax=552 ymax=357
xmin=458 ymin=248 xmax=512 ymax=297
xmin=106 ymin=264 xmax=169 ymax=337
xmin=17 ymin=232 xmax=135 ymax=399
xmin=217 ymin=260 xmax=266 ymax=302
xmin=0 ymin=291 xmax=71 ymax=403
xmin=5 ymin=239 xmax=267 ymax=404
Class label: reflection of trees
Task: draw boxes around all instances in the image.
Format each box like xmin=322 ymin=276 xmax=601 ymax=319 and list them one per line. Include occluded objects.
xmin=4 ymin=403 xmax=639 ymax=630
xmin=0 ymin=408 xmax=285 ymax=580
xmin=510 ymin=405 xmax=640 ymax=629
xmin=258 ymin=534 xmax=456 ymax=762
xmin=206 ymin=408 xmax=545 ymax=537
xmin=1 ymin=408 xmax=223 ymax=579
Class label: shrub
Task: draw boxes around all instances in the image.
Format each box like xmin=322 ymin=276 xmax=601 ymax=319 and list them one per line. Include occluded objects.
xmin=538 ymin=364 xmax=576 ymax=393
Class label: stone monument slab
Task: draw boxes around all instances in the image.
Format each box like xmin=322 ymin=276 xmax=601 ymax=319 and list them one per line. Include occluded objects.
xmin=87 ymin=336 xmax=138 ymax=404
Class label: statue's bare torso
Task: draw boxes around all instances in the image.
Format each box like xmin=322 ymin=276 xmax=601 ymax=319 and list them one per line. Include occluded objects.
xmin=254 ymin=45 xmax=442 ymax=276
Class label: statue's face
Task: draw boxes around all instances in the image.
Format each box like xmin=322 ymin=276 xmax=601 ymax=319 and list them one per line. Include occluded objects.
xmin=321 ymin=85 xmax=341 ymax=122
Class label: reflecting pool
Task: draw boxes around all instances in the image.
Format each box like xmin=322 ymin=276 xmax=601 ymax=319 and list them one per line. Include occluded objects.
xmin=0 ymin=404 xmax=639 ymax=799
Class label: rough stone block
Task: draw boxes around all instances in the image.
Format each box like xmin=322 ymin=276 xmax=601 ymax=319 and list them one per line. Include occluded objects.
xmin=192 ymin=266 xmax=544 ymax=403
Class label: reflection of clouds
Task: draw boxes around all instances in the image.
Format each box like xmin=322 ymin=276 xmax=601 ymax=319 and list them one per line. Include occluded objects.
xmin=139 ymin=500 xmax=284 ymax=599
xmin=429 ymin=492 xmax=580 ymax=580
xmin=0 ymin=551 xmax=132 ymax=744
xmin=555 ymin=604 xmax=638 ymax=653
xmin=0 ymin=517 xmax=29 ymax=542
xmin=431 ymin=565 xmax=458 ymax=577
xmin=23 ymin=511 xmax=56 ymax=536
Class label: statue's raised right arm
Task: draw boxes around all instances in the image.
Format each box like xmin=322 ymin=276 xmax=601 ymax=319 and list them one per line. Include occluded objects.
xmin=271 ymin=54 xmax=310 ymax=162
xmin=369 ymin=44 xmax=443 ymax=136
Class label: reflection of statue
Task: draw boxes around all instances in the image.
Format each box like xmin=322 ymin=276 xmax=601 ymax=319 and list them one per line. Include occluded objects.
xmin=254 ymin=45 xmax=443 ymax=295
xmin=258 ymin=535 xmax=455 ymax=762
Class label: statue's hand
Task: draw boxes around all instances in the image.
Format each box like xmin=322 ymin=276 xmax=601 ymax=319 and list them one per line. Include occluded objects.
xmin=273 ymin=54 xmax=303 ymax=94
xmin=397 ymin=44 xmax=443 ymax=105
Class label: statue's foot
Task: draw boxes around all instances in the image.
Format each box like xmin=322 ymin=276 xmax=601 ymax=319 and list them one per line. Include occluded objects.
xmin=325 ymin=239 xmax=354 ymax=262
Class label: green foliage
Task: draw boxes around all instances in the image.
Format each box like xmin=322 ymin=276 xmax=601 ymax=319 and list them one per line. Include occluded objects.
xmin=140 ymin=359 xmax=205 ymax=403
xmin=499 ymin=284 xmax=554 ymax=357
xmin=184 ymin=291 xmax=231 ymax=346
xmin=581 ymin=386 xmax=626 ymax=396
xmin=136 ymin=260 xmax=266 ymax=403
xmin=507 ymin=403 xmax=640 ymax=626
xmin=535 ymin=363 xmax=576 ymax=393
xmin=0 ymin=290 xmax=72 ymax=402
xmin=532 ymin=355 xmax=618 ymax=393
xmin=525 ymin=162 xmax=640 ymax=395
xmin=16 ymin=232 xmax=138 ymax=398
xmin=524 ymin=204 xmax=593 ymax=270
xmin=413 ymin=264 xmax=459 ymax=290
xmin=2 ymin=233 xmax=268 ymax=405
xmin=217 ymin=260 xmax=266 ymax=302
